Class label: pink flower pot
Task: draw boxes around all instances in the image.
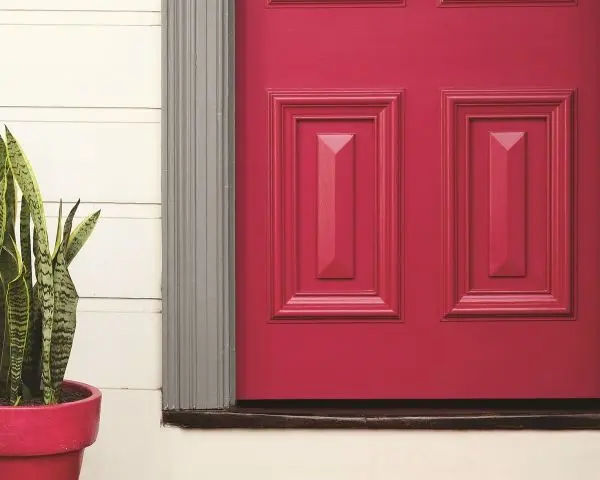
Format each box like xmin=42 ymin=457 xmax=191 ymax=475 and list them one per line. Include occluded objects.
xmin=0 ymin=380 xmax=101 ymax=479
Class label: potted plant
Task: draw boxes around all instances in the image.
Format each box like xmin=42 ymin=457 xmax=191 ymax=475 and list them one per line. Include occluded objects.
xmin=0 ymin=127 xmax=101 ymax=479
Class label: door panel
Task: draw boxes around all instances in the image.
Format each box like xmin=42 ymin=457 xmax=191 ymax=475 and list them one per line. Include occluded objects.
xmin=236 ymin=0 xmax=600 ymax=399
xmin=269 ymin=91 xmax=402 ymax=320
xmin=443 ymin=90 xmax=574 ymax=318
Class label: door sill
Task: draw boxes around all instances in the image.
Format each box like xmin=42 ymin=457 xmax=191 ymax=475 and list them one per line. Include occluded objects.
xmin=162 ymin=399 xmax=600 ymax=430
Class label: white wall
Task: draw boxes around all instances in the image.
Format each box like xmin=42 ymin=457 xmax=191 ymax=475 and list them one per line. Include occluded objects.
xmin=2 ymin=2 xmax=600 ymax=479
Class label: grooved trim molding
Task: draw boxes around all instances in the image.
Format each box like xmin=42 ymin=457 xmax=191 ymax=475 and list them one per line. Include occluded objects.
xmin=162 ymin=0 xmax=235 ymax=410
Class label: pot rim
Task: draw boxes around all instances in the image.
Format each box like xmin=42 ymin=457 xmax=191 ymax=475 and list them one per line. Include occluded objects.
xmin=0 ymin=380 xmax=101 ymax=410
xmin=0 ymin=379 xmax=102 ymax=457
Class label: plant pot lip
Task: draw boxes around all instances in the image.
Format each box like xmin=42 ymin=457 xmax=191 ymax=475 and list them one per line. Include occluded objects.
xmin=0 ymin=379 xmax=102 ymax=457
xmin=0 ymin=379 xmax=101 ymax=410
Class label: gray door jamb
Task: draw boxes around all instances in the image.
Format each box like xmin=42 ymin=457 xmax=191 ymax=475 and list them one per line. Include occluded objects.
xmin=161 ymin=0 xmax=235 ymax=410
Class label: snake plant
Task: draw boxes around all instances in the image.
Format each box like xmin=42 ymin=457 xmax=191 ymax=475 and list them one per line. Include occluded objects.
xmin=0 ymin=127 xmax=100 ymax=406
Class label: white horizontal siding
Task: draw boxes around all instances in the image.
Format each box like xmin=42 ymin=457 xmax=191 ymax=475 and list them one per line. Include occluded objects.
xmin=82 ymin=390 xmax=167 ymax=480
xmin=44 ymin=205 xmax=161 ymax=299
xmin=77 ymin=298 xmax=161 ymax=313
xmin=2 ymin=11 xmax=165 ymax=480
xmin=67 ymin=216 xmax=160 ymax=299
xmin=1 ymin=25 xmax=160 ymax=107
xmin=1 ymin=10 xmax=162 ymax=309
xmin=66 ymin=307 xmax=161 ymax=390
xmin=0 ymin=107 xmax=159 ymax=123
xmin=0 ymin=0 xmax=160 ymax=10
xmin=44 ymin=202 xmax=160 ymax=218
xmin=0 ymin=10 xmax=160 ymax=25
xmin=4 ymin=118 xmax=160 ymax=204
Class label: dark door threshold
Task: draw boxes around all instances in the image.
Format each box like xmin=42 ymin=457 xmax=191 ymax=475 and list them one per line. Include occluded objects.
xmin=162 ymin=399 xmax=600 ymax=430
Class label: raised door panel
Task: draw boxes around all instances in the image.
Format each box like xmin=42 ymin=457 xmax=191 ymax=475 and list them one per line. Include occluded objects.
xmin=269 ymin=91 xmax=403 ymax=320
xmin=442 ymin=90 xmax=574 ymax=319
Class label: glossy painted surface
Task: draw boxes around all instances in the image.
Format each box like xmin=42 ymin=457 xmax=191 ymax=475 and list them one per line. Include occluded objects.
xmin=317 ymin=134 xmax=356 ymax=279
xmin=488 ymin=132 xmax=527 ymax=278
xmin=268 ymin=91 xmax=402 ymax=320
xmin=236 ymin=0 xmax=600 ymax=398
xmin=0 ymin=381 xmax=101 ymax=479
xmin=442 ymin=90 xmax=574 ymax=318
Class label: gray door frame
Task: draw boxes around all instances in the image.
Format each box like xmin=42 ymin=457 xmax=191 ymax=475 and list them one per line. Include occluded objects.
xmin=161 ymin=0 xmax=235 ymax=410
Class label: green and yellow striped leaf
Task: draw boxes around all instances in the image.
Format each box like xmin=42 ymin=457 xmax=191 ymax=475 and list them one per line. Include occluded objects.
xmin=4 ymin=236 xmax=30 ymax=404
xmin=0 ymin=293 xmax=8 ymax=399
xmin=5 ymin=127 xmax=55 ymax=404
xmin=52 ymin=201 xmax=63 ymax=261
xmin=0 ymin=136 xmax=9 ymax=398
xmin=50 ymin=200 xmax=80 ymax=394
xmin=0 ymin=136 xmax=8 ymax=254
xmin=66 ymin=209 xmax=100 ymax=267
xmin=19 ymin=197 xmax=32 ymax=296
xmin=4 ymin=169 xmax=16 ymax=240
xmin=20 ymin=198 xmax=40 ymax=397
xmin=0 ymin=227 xmax=21 ymax=400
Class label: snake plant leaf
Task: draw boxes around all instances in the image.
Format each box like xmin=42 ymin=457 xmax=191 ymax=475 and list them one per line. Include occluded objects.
xmin=19 ymin=197 xmax=32 ymax=305
xmin=0 ymin=210 xmax=19 ymax=399
xmin=20 ymin=197 xmax=40 ymax=397
xmin=5 ymin=236 xmax=30 ymax=404
xmin=52 ymin=200 xmax=63 ymax=261
xmin=0 ymin=292 xmax=8 ymax=398
xmin=0 ymin=136 xmax=8 ymax=251
xmin=0 ymin=295 xmax=6 ymax=396
xmin=0 ymin=235 xmax=19 ymax=284
xmin=21 ymin=292 xmax=40 ymax=398
xmin=0 ymin=231 xmax=20 ymax=398
xmin=4 ymin=169 xmax=16 ymax=240
xmin=50 ymin=200 xmax=80 ymax=394
xmin=0 ymin=137 xmax=8 ymax=399
xmin=66 ymin=209 xmax=100 ymax=267
xmin=5 ymin=127 xmax=55 ymax=404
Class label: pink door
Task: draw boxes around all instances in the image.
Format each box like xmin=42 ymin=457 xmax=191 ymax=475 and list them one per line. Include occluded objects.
xmin=236 ymin=0 xmax=600 ymax=399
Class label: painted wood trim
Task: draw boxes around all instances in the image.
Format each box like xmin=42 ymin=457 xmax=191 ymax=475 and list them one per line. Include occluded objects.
xmin=162 ymin=0 xmax=235 ymax=410
xmin=163 ymin=398 xmax=600 ymax=429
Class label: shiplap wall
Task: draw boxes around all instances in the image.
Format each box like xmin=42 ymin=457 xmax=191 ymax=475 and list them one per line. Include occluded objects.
xmin=0 ymin=1 xmax=162 ymax=408
xmin=3 ymin=3 xmax=600 ymax=480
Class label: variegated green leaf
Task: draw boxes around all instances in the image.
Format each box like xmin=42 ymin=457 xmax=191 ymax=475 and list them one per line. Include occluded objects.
xmin=0 ymin=136 xmax=8 ymax=253
xmin=4 ymin=169 xmax=16 ymax=240
xmin=66 ymin=209 xmax=100 ymax=267
xmin=50 ymin=200 xmax=80 ymax=395
xmin=20 ymin=197 xmax=40 ymax=397
xmin=0 ymin=234 xmax=23 ymax=400
xmin=5 ymin=127 xmax=55 ymax=404
xmin=0 ymin=236 xmax=19 ymax=286
xmin=0 ymin=217 xmax=19 ymax=400
xmin=0 ymin=292 xmax=8 ymax=400
xmin=19 ymin=197 xmax=32 ymax=294
xmin=5 ymin=236 xmax=29 ymax=404
xmin=0 ymin=135 xmax=6 ymax=179
xmin=21 ymin=293 xmax=40 ymax=399
xmin=0 ymin=136 xmax=8 ymax=400
xmin=52 ymin=200 xmax=63 ymax=261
